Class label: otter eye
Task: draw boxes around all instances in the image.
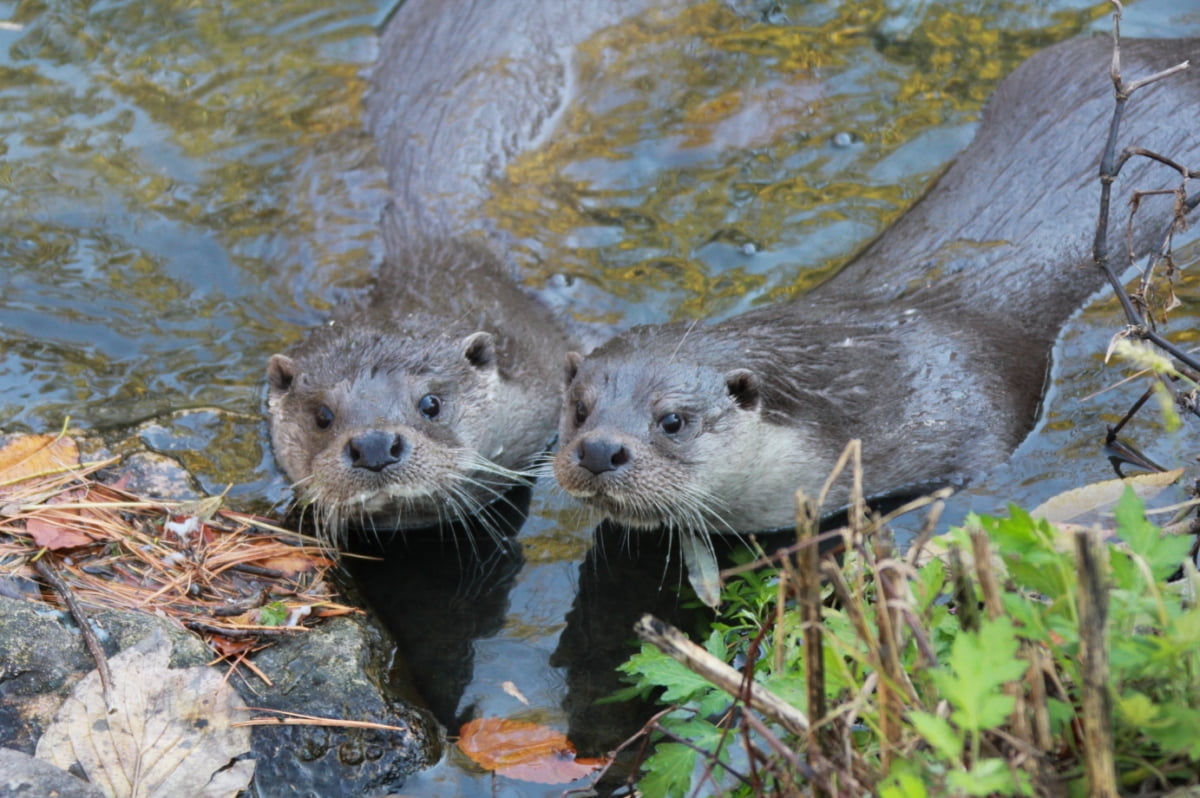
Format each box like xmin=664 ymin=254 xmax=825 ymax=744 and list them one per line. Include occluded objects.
xmin=418 ymin=394 xmax=441 ymax=420
xmin=573 ymin=400 xmax=588 ymax=426
xmin=659 ymin=412 xmax=684 ymax=435
xmin=314 ymin=405 xmax=334 ymax=430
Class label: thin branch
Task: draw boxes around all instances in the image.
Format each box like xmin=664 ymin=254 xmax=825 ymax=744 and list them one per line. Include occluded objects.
xmin=34 ymin=554 xmax=114 ymax=710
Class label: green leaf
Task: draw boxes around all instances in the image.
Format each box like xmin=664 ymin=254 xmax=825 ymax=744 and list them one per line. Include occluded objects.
xmin=259 ymin=601 xmax=288 ymax=626
xmin=1141 ymin=703 xmax=1200 ymax=759
xmin=639 ymin=742 xmax=697 ymax=798
xmin=929 ymin=617 xmax=1027 ymax=734
xmin=619 ymin=645 xmax=715 ymax=703
xmin=879 ymin=760 xmax=931 ymax=798
xmin=946 ymin=757 xmax=1027 ymax=796
xmin=908 ymin=711 xmax=962 ymax=762
xmin=1115 ymin=691 xmax=1160 ymax=727
xmin=1114 ymin=487 xmax=1193 ymax=581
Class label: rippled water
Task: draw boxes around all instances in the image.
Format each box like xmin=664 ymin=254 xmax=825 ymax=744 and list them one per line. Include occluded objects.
xmin=3 ymin=0 xmax=1199 ymax=795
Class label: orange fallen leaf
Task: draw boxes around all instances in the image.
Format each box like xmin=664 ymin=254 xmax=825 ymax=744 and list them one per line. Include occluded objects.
xmin=25 ymin=516 xmax=96 ymax=550
xmin=208 ymin=636 xmax=258 ymax=659
xmin=252 ymin=553 xmax=330 ymax=577
xmin=0 ymin=434 xmax=80 ymax=486
xmin=457 ymin=717 xmax=607 ymax=784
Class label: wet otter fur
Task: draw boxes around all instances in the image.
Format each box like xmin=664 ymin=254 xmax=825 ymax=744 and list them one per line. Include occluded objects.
xmin=268 ymin=226 xmax=569 ymax=534
xmin=554 ymin=36 xmax=1200 ymax=538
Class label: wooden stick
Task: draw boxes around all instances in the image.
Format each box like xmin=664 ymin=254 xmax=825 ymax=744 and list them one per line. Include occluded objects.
xmin=1075 ymin=528 xmax=1118 ymax=798
xmin=795 ymin=493 xmax=829 ymax=796
xmin=34 ymin=554 xmax=114 ymax=709
xmin=634 ymin=614 xmax=810 ymax=737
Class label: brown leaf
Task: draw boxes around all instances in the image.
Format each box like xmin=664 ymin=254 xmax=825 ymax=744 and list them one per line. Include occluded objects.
xmin=25 ymin=516 xmax=95 ymax=550
xmin=0 ymin=434 xmax=80 ymax=485
xmin=36 ymin=629 xmax=255 ymax=796
xmin=252 ymin=552 xmax=330 ymax=577
xmin=209 ymin=636 xmax=258 ymax=659
xmin=457 ymin=717 xmax=607 ymax=784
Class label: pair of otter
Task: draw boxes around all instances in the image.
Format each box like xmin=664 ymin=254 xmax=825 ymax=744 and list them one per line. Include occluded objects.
xmin=267 ymin=32 xmax=1199 ymax=578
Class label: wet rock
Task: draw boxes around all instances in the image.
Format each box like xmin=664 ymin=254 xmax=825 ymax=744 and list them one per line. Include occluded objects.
xmin=0 ymin=596 xmax=440 ymax=797
xmin=245 ymin=613 xmax=442 ymax=798
xmin=0 ymin=746 xmax=106 ymax=798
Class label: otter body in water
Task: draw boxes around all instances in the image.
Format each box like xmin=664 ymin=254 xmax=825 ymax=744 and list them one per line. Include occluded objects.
xmin=268 ymin=231 xmax=568 ymax=532
xmin=267 ymin=0 xmax=716 ymax=532
xmin=555 ymin=36 xmax=1200 ymax=536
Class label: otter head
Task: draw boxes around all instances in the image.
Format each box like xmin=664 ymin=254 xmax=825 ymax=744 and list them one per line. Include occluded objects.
xmin=554 ymin=333 xmax=817 ymax=533
xmin=267 ymin=320 xmax=524 ymax=533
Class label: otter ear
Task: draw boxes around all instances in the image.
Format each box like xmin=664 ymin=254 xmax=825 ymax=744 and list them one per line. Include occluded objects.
xmin=267 ymin=354 xmax=298 ymax=394
xmin=564 ymin=351 xmax=584 ymax=386
xmin=462 ymin=331 xmax=497 ymax=369
xmin=724 ymin=368 xmax=761 ymax=411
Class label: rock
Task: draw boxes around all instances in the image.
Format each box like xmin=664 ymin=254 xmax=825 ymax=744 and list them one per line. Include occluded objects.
xmin=0 ymin=746 xmax=106 ymax=798
xmin=0 ymin=596 xmax=440 ymax=797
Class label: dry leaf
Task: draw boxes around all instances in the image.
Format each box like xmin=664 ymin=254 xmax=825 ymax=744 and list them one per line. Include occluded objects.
xmin=36 ymin=629 xmax=254 ymax=798
xmin=680 ymin=531 xmax=722 ymax=608
xmin=25 ymin=516 xmax=95 ymax=550
xmin=0 ymin=434 xmax=80 ymax=486
xmin=1031 ymin=469 xmax=1185 ymax=525
xmin=457 ymin=717 xmax=607 ymax=784
xmin=252 ymin=552 xmax=330 ymax=577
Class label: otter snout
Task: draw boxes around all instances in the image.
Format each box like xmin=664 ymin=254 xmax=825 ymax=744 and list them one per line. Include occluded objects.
xmin=346 ymin=431 xmax=408 ymax=473
xmin=576 ymin=436 xmax=630 ymax=475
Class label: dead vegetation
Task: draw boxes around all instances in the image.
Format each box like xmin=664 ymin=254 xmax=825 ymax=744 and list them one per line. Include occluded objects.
xmin=0 ymin=431 xmax=357 ymax=675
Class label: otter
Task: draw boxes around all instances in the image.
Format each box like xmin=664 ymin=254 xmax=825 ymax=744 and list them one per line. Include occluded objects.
xmin=267 ymin=224 xmax=569 ymax=534
xmin=554 ymin=37 xmax=1200 ymax=543
xmin=266 ymin=0 xmax=717 ymax=534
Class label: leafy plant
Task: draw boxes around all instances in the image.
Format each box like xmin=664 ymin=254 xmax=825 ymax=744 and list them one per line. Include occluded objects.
xmin=619 ymin=488 xmax=1200 ymax=796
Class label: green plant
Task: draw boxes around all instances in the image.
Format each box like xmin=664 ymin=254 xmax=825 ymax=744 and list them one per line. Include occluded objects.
xmin=619 ymin=488 xmax=1200 ymax=797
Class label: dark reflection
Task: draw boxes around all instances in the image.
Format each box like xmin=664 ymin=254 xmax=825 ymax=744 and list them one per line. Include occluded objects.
xmin=551 ymin=523 xmax=711 ymax=758
xmin=552 ymin=511 xmax=898 ymax=763
xmin=343 ymin=484 xmax=532 ymax=728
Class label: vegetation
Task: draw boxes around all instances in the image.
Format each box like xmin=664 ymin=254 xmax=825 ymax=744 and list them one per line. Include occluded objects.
xmin=618 ymin=487 xmax=1200 ymax=796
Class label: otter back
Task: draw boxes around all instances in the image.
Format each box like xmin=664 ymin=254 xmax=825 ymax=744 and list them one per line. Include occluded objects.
xmin=554 ymin=36 xmax=1200 ymax=536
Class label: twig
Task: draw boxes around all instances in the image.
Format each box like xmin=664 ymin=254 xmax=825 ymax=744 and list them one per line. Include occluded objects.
xmin=182 ymin=620 xmax=306 ymax=638
xmin=1075 ymin=528 xmax=1117 ymax=798
xmin=235 ymin=706 xmax=417 ymax=733
xmin=33 ymin=553 xmax=114 ymax=710
xmin=794 ymin=493 xmax=829 ymax=796
xmin=972 ymin=531 xmax=1033 ymax=753
xmin=1094 ymin=1 xmax=1200 ymax=380
xmin=739 ymin=707 xmax=820 ymax=783
xmin=634 ymin=614 xmax=810 ymax=737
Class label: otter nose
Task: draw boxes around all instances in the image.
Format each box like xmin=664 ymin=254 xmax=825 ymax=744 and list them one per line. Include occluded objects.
xmin=347 ymin=431 xmax=407 ymax=472
xmin=576 ymin=437 xmax=630 ymax=475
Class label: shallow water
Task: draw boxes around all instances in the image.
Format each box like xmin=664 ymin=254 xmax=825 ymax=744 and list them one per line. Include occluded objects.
xmin=2 ymin=0 xmax=1200 ymax=795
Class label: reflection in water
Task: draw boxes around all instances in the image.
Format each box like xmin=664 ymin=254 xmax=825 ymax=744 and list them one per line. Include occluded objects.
xmin=487 ymin=0 xmax=1113 ymax=324
xmin=346 ymin=485 xmax=532 ymax=730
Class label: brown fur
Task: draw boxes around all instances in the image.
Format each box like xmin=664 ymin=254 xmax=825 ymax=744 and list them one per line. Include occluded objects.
xmin=268 ymin=233 xmax=568 ymax=533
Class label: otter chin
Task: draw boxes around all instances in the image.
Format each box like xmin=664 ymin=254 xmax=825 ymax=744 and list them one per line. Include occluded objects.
xmin=267 ymin=234 xmax=568 ymax=537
